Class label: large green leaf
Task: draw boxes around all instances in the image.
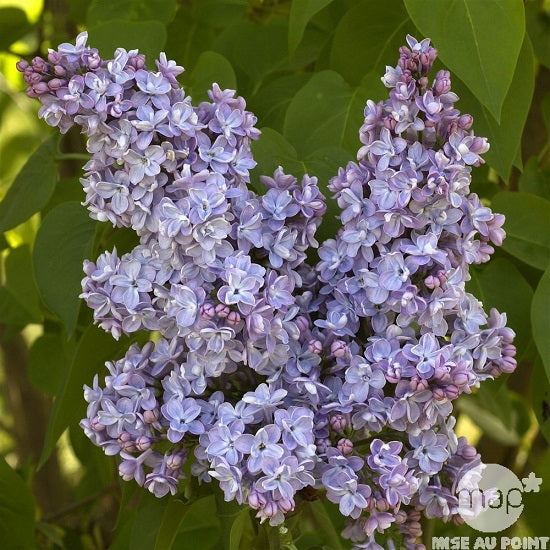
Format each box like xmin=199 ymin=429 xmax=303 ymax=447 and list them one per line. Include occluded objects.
xmin=467 ymin=258 xmax=534 ymax=356
xmin=38 ymin=325 xmax=146 ymax=468
xmin=0 ymin=245 xmax=43 ymax=326
xmin=186 ymin=51 xmax=237 ymax=102
xmin=283 ymin=70 xmax=382 ymax=158
xmin=249 ymin=73 xmax=312 ymax=133
xmin=33 ymin=201 xmax=96 ymax=335
xmin=154 ymin=498 xmax=189 ymax=550
xmin=329 ymin=0 xmax=415 ymax=86
xmin=404 ymin=0 xmax=525 ymax=122
xmin=87 ymin=0 xmax=177 ymax=25
xmin=532 ymin=266 xmax=550 ymax=382
xmin=451 ymin=37 xmax=535 ymax=181
xmin=0 ymin=7 xmax=33 ymax=51
xmin=175 ymin=495 xmax=222 ymax=549
xmin=88 ymin=20 xmax=167 ymax=67
xmin=0 ymin=457 xmax=35 ymax=550
xmin=491 ymin=192 xmax=550 ymax=270
xmin=27 ymin=332 xmax=72 ymax=396
xmin=288 ymin=0 xmax=334 ymax=55
xmin=0 ymin=135 xmax=58 ymax=233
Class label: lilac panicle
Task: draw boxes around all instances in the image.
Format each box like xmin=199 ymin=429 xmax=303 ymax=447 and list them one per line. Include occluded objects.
xmin=20 ymin=31 xmax=517 ymax=549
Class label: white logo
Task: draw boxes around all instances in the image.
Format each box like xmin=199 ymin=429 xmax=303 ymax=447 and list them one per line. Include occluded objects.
xmin=456 ymin=463 xmax=542 ymax=532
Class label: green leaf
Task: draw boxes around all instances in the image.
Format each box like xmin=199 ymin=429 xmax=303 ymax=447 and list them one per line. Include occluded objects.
xmin=450 ymin=37 xmax=535 ymax=181
xmin=186 ymin=51 xmax=237 ymax=102
xmin=467 ymin=258 xmax=534 ymax=356
xmin=329 ymin=0 xmax=415 ymax=86
xmin=213 ymin=21 xmax=289 ymax=90
xmin=33 ymin=202 xmax=96 ymax=335
xmin=154 ymin=498 xmax=188 ymax=550
xmin=308 ymin=501 xmax=344 ymax=550
xmin=38 ymin=324 xmax=145 ymax=468
xmin=288 ymin=0 xmax=334 ymax=55
xmin=532 ymin=266 xmax=550 ymax=382
xmin=87 ymin=0 xmax=177 ymax=25
xmin=249 ymin=74 xmax=312 ymax=133
xmin=0 ymin=7 xmax=33 ymax=50
xmin=531 ymin=356 xmax=550 ymax=443
xmin=252 ymin=127 xmax=305 ymax=179
xmin=457 ymin=385 xmax=522 ymax=445
xmin=27 ymin=332 xmax=71 ymax=396
xmin=526 ymin=0 xmax=550 ymax=70
xmin=175 ymin=495 xmax=222 ymax=549
xmin=519 ymin=157 xmax=550 ymax=201
xmin=491 ymin=191 xmax=550 ymax=270
xmin=130 ymin=492 xmax=169 ymax=550
xmin=0 ymin=245 xmax=43 ymax=326
xmin=229 ymin=508 xmax=252 ymax=550
xmin=404 ymin=0 xmax=525 ymax=122
xmin=0 ymin=135 xmax=58 ymax=233
xmin=88 ymin=20 xmax=167 ymax=68
xmin=0 ymin=456 xmax=35 ymax=550
xmin=283 ymin=70 xmax=368 ymax=157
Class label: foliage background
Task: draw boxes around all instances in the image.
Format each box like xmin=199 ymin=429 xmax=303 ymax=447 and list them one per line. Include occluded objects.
xmin=0 ymin=0 xmax=550 ymax=548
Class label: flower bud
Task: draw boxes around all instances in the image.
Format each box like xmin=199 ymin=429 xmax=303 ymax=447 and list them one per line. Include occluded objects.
xmin=337 ymin=438 xmax=353 ymax=455
xmin=308 ymin=339 xmax=323 ymax=354
xmin=215 ymin=304 xmax=230 ymax=318
xmin=330 ymin=414 xmax=346 ymax=433
xmin=331 ymin=340 xmax=347 ymax=358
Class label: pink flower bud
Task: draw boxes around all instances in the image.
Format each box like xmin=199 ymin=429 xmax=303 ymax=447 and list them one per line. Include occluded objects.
xmin=337 ymin=438 xmax=353 ymax=455
xmin=330 ymin=414 xmax=346 ymax=433
xmin=215 ymin=304 xmax=230 ymax=318
xmin=308 ymin=339 xmax=323 ymax=354
xmin=331 ymin=340 xmax=347 ymax=358
xmin=227 ymin=310 xmax=241 ymax=325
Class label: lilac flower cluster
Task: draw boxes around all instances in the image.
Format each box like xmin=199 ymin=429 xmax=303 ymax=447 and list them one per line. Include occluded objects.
xmin=20 ymin=33 xmax=517 ymax=549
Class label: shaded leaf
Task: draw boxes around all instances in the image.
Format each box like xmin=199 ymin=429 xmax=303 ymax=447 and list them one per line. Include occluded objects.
xmin=154 ymin=498 xmax=188 ymax=550
xmin=526 ymin=0 xmax=550 ymax=69
xmin=288 ymin=0 xmax=334 ymax=55
xmin=175 ymin=495 xmax=222 ymax=549
xmin=404 ymin=0 xmax=525 ymax=121
xmin=249 ymin=73 xmax=312 ymax=133
xmin=519 ymin=157 xmax=550 ymax=201
xmin=0 ymin=135 xmax=58 ymax=233
xmin=38 ymin=325 xmax=146 ymax=468
xmin=0 ymin=245 xmax=43 ymax=326
xmin=330 ymin=0 xmax=415 ymax=86
xmin=88 ymin=20 xmax=167 ymax=68
xmin=87 ymin=0 xmax=177 ymax=25
xmin=532 ymin=266 xmax=550 ymax=382
xmin=283 ymin=70 xmax=365 ymax=157
xmin=0 ymin=7 xmax=33 ymax=51
xmin=467 ymin=258 xmax=534 ymax=356
xmin=0 ymin=456 xmax=35 ymax=550
xmin=491 ymin=191 xmax=550 ymax=270
xmin=229 ymin=508 xmax=253 ymax=550
xmin=27 ymin=332 xmax=71 ymax=396
xmin=186 ymin=51 xmax=236 ymax=102
xmin=531 ymin=356 xmax=550 ymax=443
xmin=33 ymin=201 xmax=96 ymax=335
xmin=451 ymin=38 xmax=535 ymax=181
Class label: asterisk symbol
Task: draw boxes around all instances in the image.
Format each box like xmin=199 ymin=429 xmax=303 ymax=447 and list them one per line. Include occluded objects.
xmin=522 ymin=472 xmax=543 ymax=493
